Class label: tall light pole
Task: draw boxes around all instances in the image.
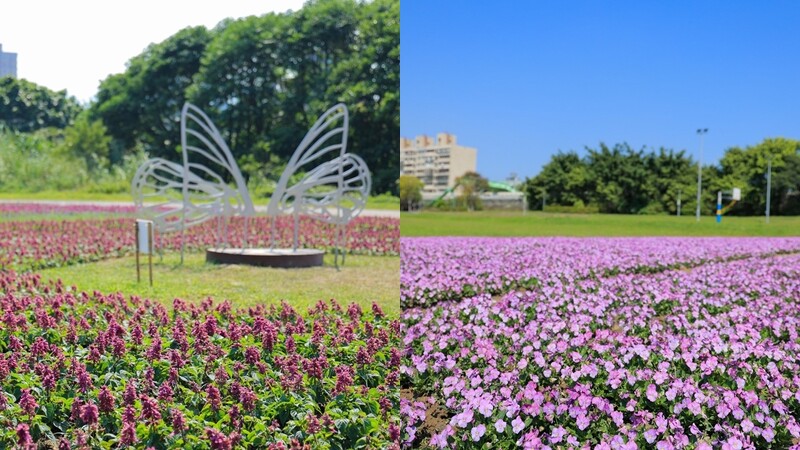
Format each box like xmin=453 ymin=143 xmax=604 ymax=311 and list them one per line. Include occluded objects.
xmin=695 ymin=128 xmax=708 ymax=221
xmin=766 ymin=155 xmax=772 ymax=224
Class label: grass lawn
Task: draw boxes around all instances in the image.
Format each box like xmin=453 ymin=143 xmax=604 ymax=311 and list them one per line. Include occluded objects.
xmin=402 ymin=211 xmax=800 ymax=237
xmin=37 ymin=252 xmax=400 ymax=317
xmin=0 ymin=190 xmax=400 ymax=210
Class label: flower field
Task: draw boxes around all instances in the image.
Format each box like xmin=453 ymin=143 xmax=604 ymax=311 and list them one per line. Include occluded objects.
xmin=401 ymin=237 xmax=800 ymax=308
xmin=0 ymin=203 xmax=138 ymax=216
xmin=0 ymin=203 xmax=401 ymax=448
xmin=1 ymin=214 xmax=399 ymax=271
xmin=401 ymin=237 xmax=800 ymax=449
xmin=0 ymin=269 xmax=401 ymax=449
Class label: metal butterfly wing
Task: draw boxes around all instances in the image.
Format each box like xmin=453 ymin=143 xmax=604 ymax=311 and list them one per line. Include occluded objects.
xmin=266 ymin=103 xmax=371 ymax=266
xmin=132 ymin=103 xmax=255 ymax=260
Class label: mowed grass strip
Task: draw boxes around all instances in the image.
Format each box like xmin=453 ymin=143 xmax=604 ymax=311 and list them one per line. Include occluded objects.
xmin=401 ymin=211 xmax=800 ymax=237
xmin=37 ymin=252 xmax=400 ymax=317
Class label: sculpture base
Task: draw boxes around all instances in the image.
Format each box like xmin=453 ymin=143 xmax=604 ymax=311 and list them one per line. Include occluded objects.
xmin=206 ymin=248 xmax=324 ymax=268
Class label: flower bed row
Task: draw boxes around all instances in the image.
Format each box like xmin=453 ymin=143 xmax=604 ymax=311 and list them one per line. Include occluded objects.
xmin=401 ymin=249 xmax=800 ymax=449
xmin=400 ymin=237 xmax=800 ymax=308
xmin=0 ymin=215 xmax=399 ymax=271
xmin=0 ymin=270 xmax=401 ymax=449
xmin=0 ymin=203 xmax=138 ymax=216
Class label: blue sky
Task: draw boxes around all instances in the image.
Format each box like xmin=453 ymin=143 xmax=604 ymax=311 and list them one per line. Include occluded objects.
xmin=401 ymin=1 xmax=800 ymax=182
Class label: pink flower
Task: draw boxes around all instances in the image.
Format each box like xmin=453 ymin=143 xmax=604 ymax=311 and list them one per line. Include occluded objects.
xmin=724 ymin=437 xmax=743 ymax=450
xmin=141 ymin=396 xmax=161 ymax=423
xmin=80 ymin=402 xmax=99 ymax=425
xmin=98 ymin=386 xmax=115 ymax=413
xmin=120 ymin=422 xmax=137 ymax=445
xmin=550 ymin=426 xmax=566 ymax=444
xmin=206 ymin=385 xmax=222 ymax=412
xmin=576 ymin=414 xmax=590 ymax=431
xmin=512 ymin=416 xmax=525 ymax=434
xmin=171 ymin=408 xmax=186 ymax=433
xmin=19 ymin=389 xmax=37 ymax=417
xmin=495 ymin=419 xmax=507 ymax=433
xmin=16 ymin=424 xmax=34 ymax=450
xmin=471 ymin=424 xmax=486 ymax=441
xmin=206 ymin=428 xmax=232 ymax=450
xmin=646 ymin=384 xmax=658 ymax=402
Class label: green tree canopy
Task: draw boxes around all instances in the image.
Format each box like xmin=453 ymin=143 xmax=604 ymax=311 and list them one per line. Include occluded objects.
xmin=714 ymin=137 xmax=800 ymax=215
xmin=399 ymin=175 xmax=424 ymax=211
xmin=524 ymin=138 xmax=800 ymax=216
xmin=91 ymin=26 xmax=211 ymax=164
xmin=456 ymin=171 xmax=489 ymax=211
xmin=90 ymin=0 xmax=399 ymax=195
xmin=0 ymin=77 xmax=82 ymax=132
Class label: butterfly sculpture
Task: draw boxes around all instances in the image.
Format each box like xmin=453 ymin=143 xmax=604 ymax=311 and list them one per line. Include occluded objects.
xmin=131 ymin=102 xmax=370 ymax=266
xmin=132 ymin=103 xmax=256 ymax=261
xmin=266 ymin=103 xmax=370 ymax=266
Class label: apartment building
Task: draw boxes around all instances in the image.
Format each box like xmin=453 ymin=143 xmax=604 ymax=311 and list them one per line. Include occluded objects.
xmin=0 ymin=44 xmax=17 ymax=78
xmin=400 ymin=133 xmax=477 ymax=195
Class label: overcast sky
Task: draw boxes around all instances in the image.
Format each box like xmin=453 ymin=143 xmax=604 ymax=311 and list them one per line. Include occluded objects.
xmin=0 ymin=0 xmax=305 ymax=103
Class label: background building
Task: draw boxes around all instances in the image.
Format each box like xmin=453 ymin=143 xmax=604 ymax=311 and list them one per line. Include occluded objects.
xmin=400 ymin=133 xmax=477 ymax=195
xmin=0 ymin=44 xmax=17 ymax=78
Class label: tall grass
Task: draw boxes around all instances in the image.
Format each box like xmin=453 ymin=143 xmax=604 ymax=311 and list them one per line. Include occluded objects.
xmin=0 ymin=128 xmax=146 ymax=194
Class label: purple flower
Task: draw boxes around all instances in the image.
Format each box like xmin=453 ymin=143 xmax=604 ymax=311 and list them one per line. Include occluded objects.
xmin=80 ymin=402 xmax=99 ymax=425
xmin=646 ymin=384 xmax=658 ymax=402
xmin=550 ymin=426 xmax=566 ymax=444
xmin=19 ymin=389 xmax=37 ymax=417
xmin=16 ymin=424 xmax=34 ymax=450
xmin=512 ymin=416 xmax=525 ymax=434
xmin=477 ymin=398 xmax=493 ymax=417
xmin=453 ymin=409 xmax=474 ymax=428
xmin=495 ymin=419 xmax=507 ymax=433
xmin=98 ymin=386 xmax=115 ymax=413
xmin=471 ymin=424 xmax=486 ymax=441
xmin=576 ymin=414 xmax=590 ymax=431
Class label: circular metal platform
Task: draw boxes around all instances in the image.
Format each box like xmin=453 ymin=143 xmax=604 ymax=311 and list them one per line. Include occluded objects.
xmin=206 ymin=248 xmax=324 ymax=268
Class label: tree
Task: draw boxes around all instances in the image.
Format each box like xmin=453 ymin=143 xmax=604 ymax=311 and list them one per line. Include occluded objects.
xmin=584 ymin=143 xmax=653 ymax=214
xmin=89 ymin=0 xmax=398 ymax=195
xmin=716 ymin=137 xmax=800 ymax=215
xmin=327 ymin=0 xmax=399 ymax=195
xmin=645 ymin=148 xmax=696 ymax=214
xmin=455 ymin=171 xmax=489 ymax=211
xmin=399 ymin=175 xmax=424 ymax=211
xmin=62 ymin=114 xmax=112 ymax=173
xmin=524 ymin=151 xmax=589 ymax=210
xmin=91 ymin=26 xmax=211 ymax=163
xmin=772 ymin=153 xmax=800 ymax=215
xmin=0 ymin=77 xmax=82 ymax=132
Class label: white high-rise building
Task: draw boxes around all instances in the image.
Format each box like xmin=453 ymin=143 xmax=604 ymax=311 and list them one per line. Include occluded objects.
xmin=0 ymin=44 xmax=18 ymax=78
xmin=400 ymin=133 xmax=477 ymax=195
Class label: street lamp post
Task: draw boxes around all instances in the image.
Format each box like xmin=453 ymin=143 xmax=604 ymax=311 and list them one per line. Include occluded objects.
xmin=696 ymin=128 xmax=708 ymax=221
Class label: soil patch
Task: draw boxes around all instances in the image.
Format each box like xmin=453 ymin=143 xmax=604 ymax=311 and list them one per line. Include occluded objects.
xmin=401 ymin=388 xmax=451 ymax=447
